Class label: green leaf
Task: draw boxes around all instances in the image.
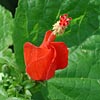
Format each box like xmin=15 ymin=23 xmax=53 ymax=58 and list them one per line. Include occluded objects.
xmin=0 ymin=5 xmax=13 ymax=50
xmin=0 ymin=86 xmax=7 ymax=97
xmin=0 ymin=95 xmax=6 ymax=100
xmin=47 ymin=78 xmax=100 ymax=100
xmin=0 ymin=86 xmax=7 ymax=100
xmin=0 ymin=49 xmax=14 ymax=65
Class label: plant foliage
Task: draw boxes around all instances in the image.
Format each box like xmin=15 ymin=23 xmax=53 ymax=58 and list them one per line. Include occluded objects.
xmin=0 ymin=0 xmax=100 ymax=99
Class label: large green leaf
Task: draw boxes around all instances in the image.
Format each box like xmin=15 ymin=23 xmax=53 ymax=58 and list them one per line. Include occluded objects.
xmin=0 ymin=5 xmax=13 ymax=50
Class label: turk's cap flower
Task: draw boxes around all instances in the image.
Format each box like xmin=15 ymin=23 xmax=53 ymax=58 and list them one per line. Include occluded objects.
xmin=24 ymin=31 xmax=68 ymax=81
xmin=24 ymin=14 xmax=71 ymax=81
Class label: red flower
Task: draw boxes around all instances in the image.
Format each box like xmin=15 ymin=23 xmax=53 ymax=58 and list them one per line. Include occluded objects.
xmin=24 ymin=31 xmax=68 ymax=80
xmin=24 ymin=14 xmax=71 ymax=81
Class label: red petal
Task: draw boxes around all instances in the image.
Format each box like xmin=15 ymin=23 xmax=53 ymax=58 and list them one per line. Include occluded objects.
xmin=24 ymin=42 xmax=56 ymax=80
xmin=42 ymin=30 xmax=52 ymax=43
xmin=24 ymin=42 xmax=36 ymax=66
xmin=50 ymin=42 xmax=68 ymax=70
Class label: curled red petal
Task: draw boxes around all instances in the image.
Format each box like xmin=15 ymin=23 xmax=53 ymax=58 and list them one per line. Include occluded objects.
xmin=24 ymin=42 xmax=36 ymax=66
xmin=50 ymin=42 xmax=68 ymax=70
xmin=41 ymin=30 xmax=56 ymax=47
xmin=42 ymin=30 xmax=52 ymax=43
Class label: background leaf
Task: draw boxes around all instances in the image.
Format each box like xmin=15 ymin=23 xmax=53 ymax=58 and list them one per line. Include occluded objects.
xmin=0 ymin=95 xmax=6 ymax=100
xmin=0 ymin=5 xmax=14 ymax=70
xmin=0 ymin=5 xmax=13 ymax=50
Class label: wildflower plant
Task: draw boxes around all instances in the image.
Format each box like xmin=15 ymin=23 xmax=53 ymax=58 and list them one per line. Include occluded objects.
xmin=0 ymin=0 xmax=100 ymax=100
